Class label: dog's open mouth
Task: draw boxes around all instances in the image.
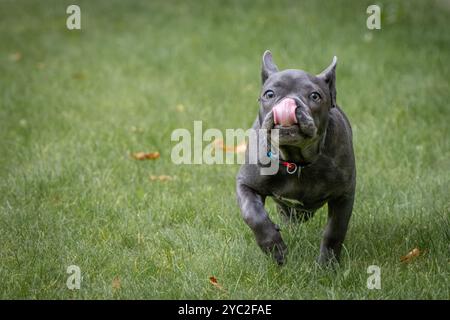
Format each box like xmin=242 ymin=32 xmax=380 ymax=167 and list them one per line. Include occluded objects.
xmin=261 ymin=110 xmax=317 ymax=147
xmin=274 ymin=124 xmax=313 ymax=139
xmin=272 ymin=124 xmax=307 ymax=146
xmin=274 ymin=124 xmax=298 ymax=131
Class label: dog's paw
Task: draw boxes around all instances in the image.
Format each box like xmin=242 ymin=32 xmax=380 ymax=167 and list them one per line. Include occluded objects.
xmin=317 ymin=249 xmax=340 ymax=267
xmin=256 ymin=225 xmax=287 ymax=265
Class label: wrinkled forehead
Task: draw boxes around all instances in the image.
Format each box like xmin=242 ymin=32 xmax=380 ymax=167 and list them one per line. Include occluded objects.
xmin=263 ymin=69 xmax=325 ymax=93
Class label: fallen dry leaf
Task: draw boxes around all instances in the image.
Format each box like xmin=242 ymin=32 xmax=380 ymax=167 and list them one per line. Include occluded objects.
xmin=112 ymin=276 xmax=121 ymax=290
xmin=235 ymin=141 xmax=247 ymax=153
xmin=9 ymin=52 xmax=22 ymax=62
xmin=400 ymin=247 xmax=421 ymax=263
xmin=72 ymin=72 xmax=86 ymax=80
xmin=131 ymin=151 xmax=160 ymax=160
xmin=209 ymin=276 xmax=225 ymax=291
xmin=213 ymin=139 xmax=246 ymax=153
xmin=149 ymin=175 xmax=175 ymax=182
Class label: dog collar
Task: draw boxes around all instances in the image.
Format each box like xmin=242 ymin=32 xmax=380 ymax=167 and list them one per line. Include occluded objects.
xmin=267 ymin=151 xmax=310 ymax=175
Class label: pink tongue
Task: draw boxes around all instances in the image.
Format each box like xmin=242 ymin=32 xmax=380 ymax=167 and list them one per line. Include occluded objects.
xmin=273 ymin=98 xmax=298 ymax=127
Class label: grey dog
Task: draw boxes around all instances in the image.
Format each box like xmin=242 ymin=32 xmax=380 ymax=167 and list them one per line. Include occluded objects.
xmin=236 ymin=51 xmax=356 ymax=265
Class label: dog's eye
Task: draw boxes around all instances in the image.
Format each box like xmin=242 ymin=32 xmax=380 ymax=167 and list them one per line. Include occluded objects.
xmin=263 ymin=90 xmax=275 ymax=99
xmin=309 ymin=92 xmax=321 ymax=102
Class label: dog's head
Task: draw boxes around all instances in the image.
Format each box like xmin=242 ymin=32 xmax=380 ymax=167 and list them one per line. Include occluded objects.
xmin=258 ymin=51 xmax=337 ymax=149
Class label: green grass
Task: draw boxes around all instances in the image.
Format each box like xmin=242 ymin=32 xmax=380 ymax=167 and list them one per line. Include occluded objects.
xmin=0 ymin=0 xmax=449 ymax=299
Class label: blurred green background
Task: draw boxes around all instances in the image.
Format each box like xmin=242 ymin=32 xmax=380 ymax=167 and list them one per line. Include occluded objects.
xmin=0 ymin=0 xmax=449 ymax=299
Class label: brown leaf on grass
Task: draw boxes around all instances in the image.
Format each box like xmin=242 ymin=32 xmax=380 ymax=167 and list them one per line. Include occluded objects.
xmin=72 ymin=72 xmax=86 ymax=80
xmin=9 ymin=52 xmax=22 ymax=62
xmin=209 ymin=276 xmax=225 ymax=291
xmin=112 ymin=276 xmax=121 ymax=290
xmin=149 ymin=175 xmax=175 ymax=182
xmin=235 ymin=141 xmax=247 ymax=153
xmin=131 ymin=151 xmax=160 ymax=160
xmin=400 ymin=247 xmax=421 ymax=263
xmin=213 ymin=139 xmax=247 ymax=153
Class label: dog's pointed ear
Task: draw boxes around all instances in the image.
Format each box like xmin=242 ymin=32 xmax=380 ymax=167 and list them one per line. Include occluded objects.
xmin=318 ymin=56 xmax=337 ymax=108
xmin=261 ymin=50 xmax=279 ymax=84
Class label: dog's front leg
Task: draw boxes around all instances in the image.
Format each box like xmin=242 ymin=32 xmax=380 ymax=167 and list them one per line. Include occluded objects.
xmin=237 ymin=182 xmax=287 ymax=265
xmin=318 ymin=194 xmax=354 ymax=265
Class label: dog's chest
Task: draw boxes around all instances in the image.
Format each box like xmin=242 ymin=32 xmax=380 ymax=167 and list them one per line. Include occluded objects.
xmin=272 ymin=192 xmax=306 ymax=208
xmin=268 ymin=172 xmax=330 ymax=210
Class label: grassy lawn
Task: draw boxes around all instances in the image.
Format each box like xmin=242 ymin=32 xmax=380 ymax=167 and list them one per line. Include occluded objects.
xmin=0 ymin=0 xmax=449 ymax=299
